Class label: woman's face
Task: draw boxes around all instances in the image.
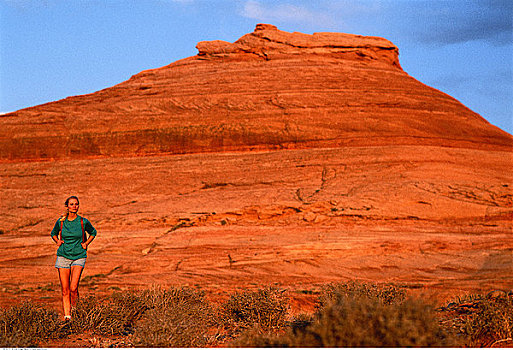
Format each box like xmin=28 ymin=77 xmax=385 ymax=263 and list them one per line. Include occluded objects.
xmin=67 ymin=198 xmax=79 ymax=214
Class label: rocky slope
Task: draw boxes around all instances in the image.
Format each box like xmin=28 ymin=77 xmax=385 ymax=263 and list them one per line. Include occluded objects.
xmin=0 ymin=25 xmax=511 ymax=310
xmin=1 ymin=24 xmax=511 ymax=160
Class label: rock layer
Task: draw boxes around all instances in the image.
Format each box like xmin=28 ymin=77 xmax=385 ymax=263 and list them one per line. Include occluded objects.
xmin=1 ymin=146 xmax=512 ymax=307
xmin=0 ymin=25 xmax=512 ymax=310
xmin=197 ymin=23 xmax=402 ymax=67
xmin=1 ymin=24 xmax=511 ymax=160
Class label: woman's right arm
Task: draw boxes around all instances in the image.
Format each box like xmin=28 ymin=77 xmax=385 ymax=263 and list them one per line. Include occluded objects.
xmin=52 ymin=235 xmax=64 ymax=246
xmin=50 ymin=219 xmax=64 ymax=246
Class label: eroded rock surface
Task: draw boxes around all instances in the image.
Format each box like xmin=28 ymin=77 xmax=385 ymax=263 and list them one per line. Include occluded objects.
xmin=2 ymin=24 xmax=511 ymax=160
xmin=0 ymin=25 xmax=511 ymax=311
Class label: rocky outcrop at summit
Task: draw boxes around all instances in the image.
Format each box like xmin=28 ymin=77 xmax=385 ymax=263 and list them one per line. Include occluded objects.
xmin=196 ymin=23 xmax=402 ymax=68
xmin=1 ymin=24 xmax=511 ymax=160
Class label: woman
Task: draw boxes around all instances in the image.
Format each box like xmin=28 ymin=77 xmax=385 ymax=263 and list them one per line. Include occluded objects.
xmin=50 ymin=196 xmax=97 ymax=321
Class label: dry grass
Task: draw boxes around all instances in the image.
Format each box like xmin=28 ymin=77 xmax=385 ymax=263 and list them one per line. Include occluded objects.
xmin=0 ymin=301 xmax=64 ymax=347
xmin=71 ymin=290 xmax=148 ymax=336
xmin=440 ymin=291 xmax=513 ymax=347
xmin=70 ymin=285 xmax=214 ymax=347
xmin=317 ymin=281 xmax=406 ymax=309
xmin=219 ymin=287 xmax=289 ymax=334
xmin=234 ymin=284 xmax=454 ymax=347
xmin=1 ymin=282 xmax=512 ymax=348
xmin=134 ymin=285 xmax=215 ymax=347
xmin=295 ymin=297 xmax=456 ymax=347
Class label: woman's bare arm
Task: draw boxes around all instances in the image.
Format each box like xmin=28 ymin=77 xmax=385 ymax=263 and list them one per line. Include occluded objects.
xmin=81 ymin=235 xmax=95 ymax=249
xmin=52 ymin=235 xmax=64 ymax=246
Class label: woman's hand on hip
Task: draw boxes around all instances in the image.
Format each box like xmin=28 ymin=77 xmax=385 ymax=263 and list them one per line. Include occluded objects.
xmin=81 ymin=242 xmax=88 ymax=250
xmin=56 ymin=239 xmax=64 ymax=246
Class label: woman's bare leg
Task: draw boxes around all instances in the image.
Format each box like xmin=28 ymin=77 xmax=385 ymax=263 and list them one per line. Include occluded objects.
xmin=69 ymin=265 xmax=84 ymax=308
xmin=58 ymin=268 xmax=71 ymax=317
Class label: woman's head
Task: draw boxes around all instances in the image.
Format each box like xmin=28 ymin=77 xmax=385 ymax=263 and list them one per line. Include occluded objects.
xmin=61 ymin=196 xmax=80 ymax=220
xmin=65 ymin=196 xmax=80 ymax=207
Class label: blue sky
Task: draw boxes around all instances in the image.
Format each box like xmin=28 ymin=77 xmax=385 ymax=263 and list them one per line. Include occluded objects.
xmin=1 ymin=0 xmax=512 ymax=134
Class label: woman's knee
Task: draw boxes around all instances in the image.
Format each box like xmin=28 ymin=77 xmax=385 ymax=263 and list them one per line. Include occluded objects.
xmin=70 ymin=285 xmax=79 ymax=294
xmin=61 ymin=286 xmax=70 ymax=296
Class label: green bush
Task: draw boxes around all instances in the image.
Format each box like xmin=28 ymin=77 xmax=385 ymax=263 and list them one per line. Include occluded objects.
xmin=134 ymin=286 xmax=214 ymax=347
xmin=0 ymin=301 xmax=63 ymax=347
xmin=220 ymin=287 xmax=289 ymax=333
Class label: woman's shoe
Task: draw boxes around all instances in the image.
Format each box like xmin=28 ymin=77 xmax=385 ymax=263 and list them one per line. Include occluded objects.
xmin=64 ymin=315 xmax=72 ymax=321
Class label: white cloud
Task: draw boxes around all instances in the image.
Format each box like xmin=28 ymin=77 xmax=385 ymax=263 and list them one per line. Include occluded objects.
xmin=241 ymin=0 xmax=336 ymax=28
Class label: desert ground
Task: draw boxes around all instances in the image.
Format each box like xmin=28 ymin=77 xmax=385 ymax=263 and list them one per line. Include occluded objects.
xmin=1 ymin=145 xmax=511 ymax=314
xmin=1 ymin=27 xmax=512 ymax=337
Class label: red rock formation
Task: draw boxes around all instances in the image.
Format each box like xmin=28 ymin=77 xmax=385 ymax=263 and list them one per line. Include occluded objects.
xmin=1 ymin=24 xmax=511 ymax=160
xmin=197 ymin=23 xmax=402 ymax=67
xmin=0 ymin=25 xmax=511 ymax=311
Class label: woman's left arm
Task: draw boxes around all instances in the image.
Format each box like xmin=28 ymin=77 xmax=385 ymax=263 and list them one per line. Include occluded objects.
xmin=81 ymin=234 xmax=95 ymax=250
xmin=81 ymin=218 xmax=97 ymax=250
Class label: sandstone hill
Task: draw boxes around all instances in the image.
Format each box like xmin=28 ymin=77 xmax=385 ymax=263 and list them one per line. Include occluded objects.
xmin=1 ymin=24 xmax=511 ymax=160
xmin=0 ymin=25 xmax=511 ymax=310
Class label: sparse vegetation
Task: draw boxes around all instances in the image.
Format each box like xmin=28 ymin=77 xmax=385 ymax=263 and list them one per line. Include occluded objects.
xmin=219 ymin=287 xmax=289 ymax=334
xmin=317 ymin=281 xmax=406 ymax=309
xmin=135 ymin=298 xmax=212 ymax=347
xmin=70 ymin=285 xmax=212 ymax=346
xmin=295 ymin=297 xmax=454 ymax=347
xmin=234 ymin=284 xmax=453 ymax=347
xmin=467 ymin=296 xmax=513 ymax=346
xmin=0 ymin=301 xmax=64 ymax=347
xmin=135 ymin=285 xmax=214 ymax=347
xmin=441 ymin=292 xmax=513 ymax=347
xmin=1 ymin=282 xmax=511 ymax=348
xmin=71 ymin=290 xmax=148 ymax=336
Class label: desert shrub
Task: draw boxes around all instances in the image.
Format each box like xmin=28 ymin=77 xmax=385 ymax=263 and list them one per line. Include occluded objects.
xmin=71 ymin=290 xmax=148 ymax=335
xmin=229 ymin=327 xmax=288 ymax=347
xmin=236 ymin=297 xmax=456 ymax=347
xmin=135 ymin=302 xmax=211 ymax=347
xmin=71 ymin=286 xmax=215 ymax=345
xmin=317 ymin=281 xmax=406 ymax=310
xmin=289 ymin=312 xmax=314 ymax=333
xmin=106 ymin=290 xmax=149 ymax=334
xmin=0 ymin=301 xmax=63 ymax=347
xmin=304 ymin=297 xmax=455 ymax=347
xmin=70 ymin=295 xmax=106 ymax=333
xmin=462 ymin=295 xmax=513 ymax=347
xmin=230 ymin=313 xmax=313 ymax=347
xmin=220 ymin=287 xmax=289 ymax=333
xmin=134 ymin=286 xmax=214 ymax=347
xmin=0 ymin=330 xmax=30 ymax=348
